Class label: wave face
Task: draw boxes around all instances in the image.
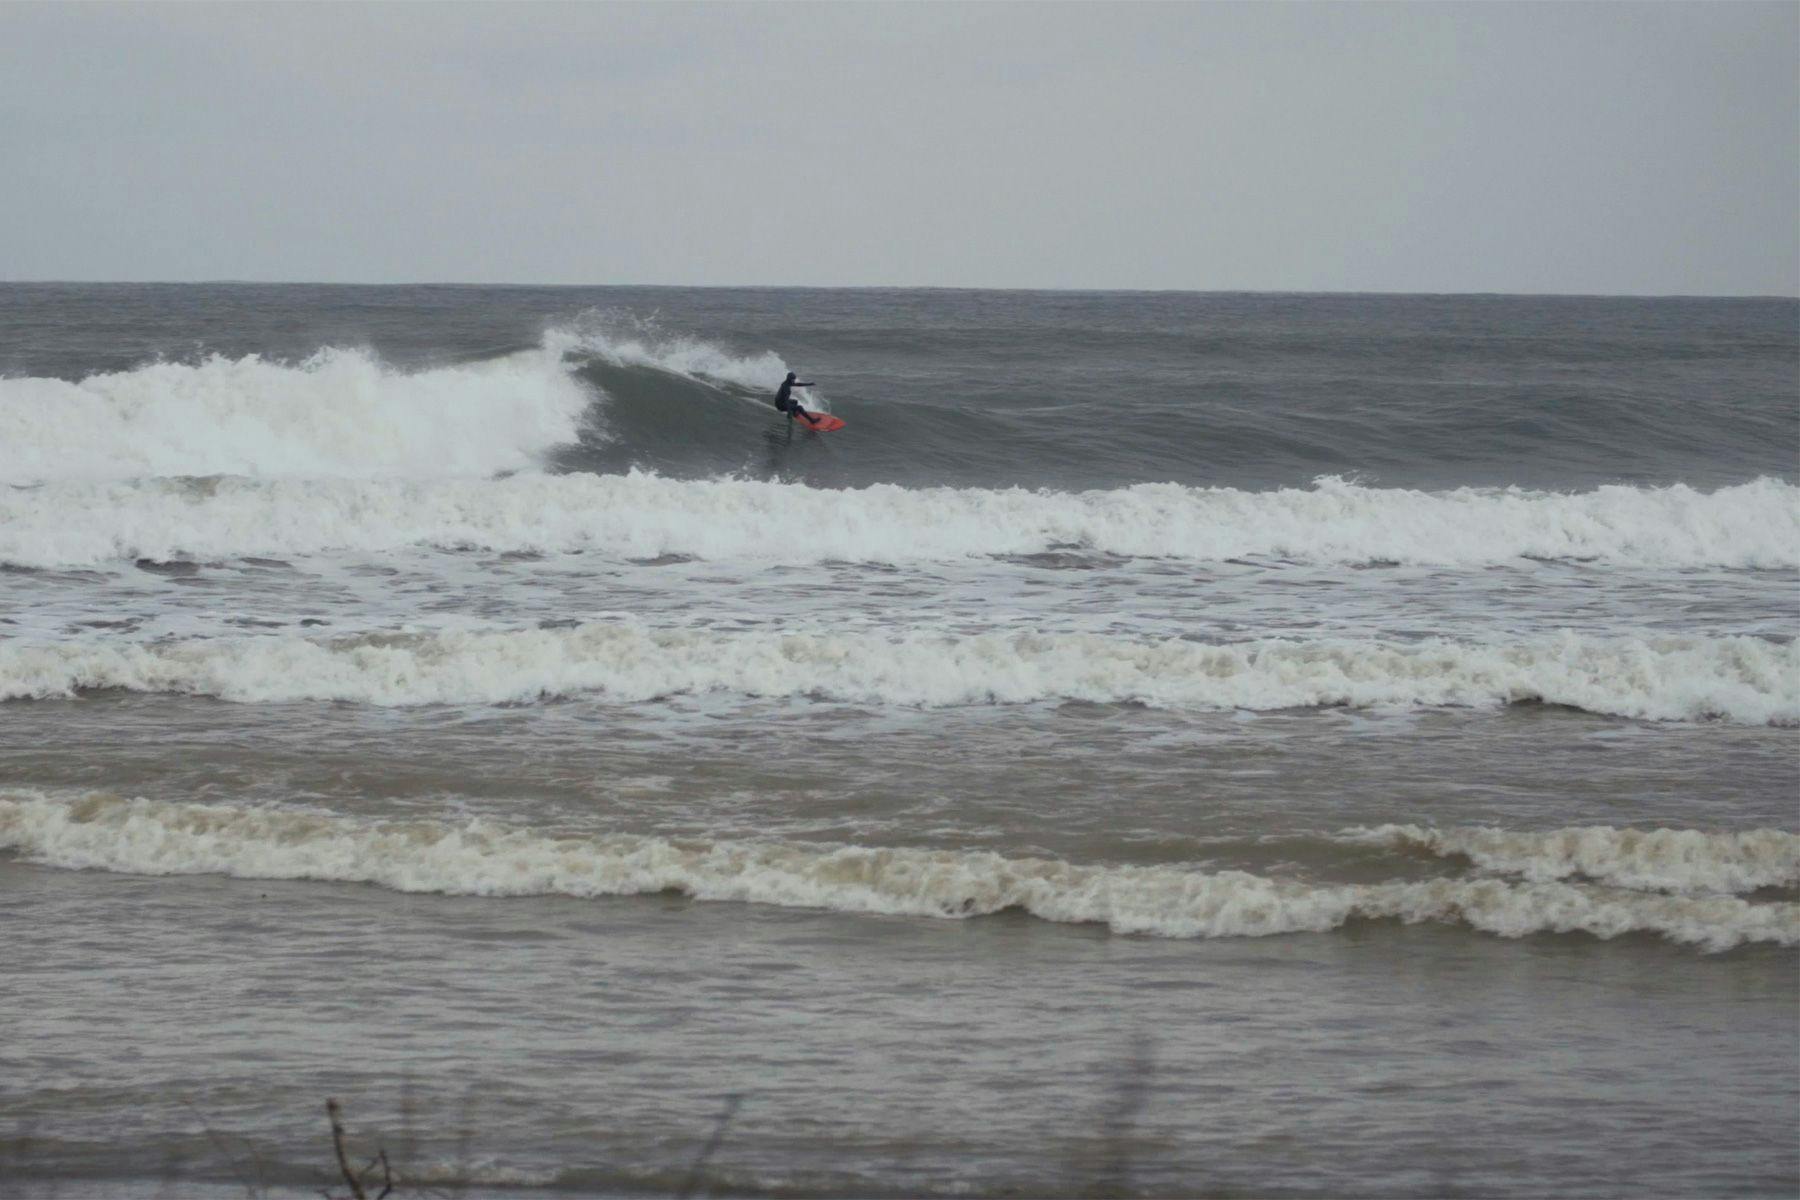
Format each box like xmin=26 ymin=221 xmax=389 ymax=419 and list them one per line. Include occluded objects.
xmin=3 ymin=625 xmax=1792 ymax=722
xmin=3 ymin=792 xmax=1792 ymax=951
xmin=0 ymin=346 xmax=595 ymax=483
xmin=3 ymin=473 xmax=1793 ymax=570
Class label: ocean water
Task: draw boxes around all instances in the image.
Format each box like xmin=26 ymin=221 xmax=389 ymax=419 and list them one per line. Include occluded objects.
xmin=1 ymin=284 xmax=1796 ymax=1198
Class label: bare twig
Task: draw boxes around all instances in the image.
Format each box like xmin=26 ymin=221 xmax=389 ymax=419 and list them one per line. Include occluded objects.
xmin=153 ymin=1130 xmax=187 ymax=1200
xmin=327 ymin=1099 xmax=366 ymax=1200
xmin=396 ymin=1076 xmax=418 ymax=1177
xmin=372 ymin=1148 xmax=394 ymax=1200
xmin=448 ymin=1085 xmax=477 ymax=1198
xmin=678 ymin=1093 xmax=744 ymax=1199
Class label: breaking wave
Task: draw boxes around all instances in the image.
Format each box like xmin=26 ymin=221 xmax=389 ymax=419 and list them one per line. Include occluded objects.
xmin=1358 ymin=824 xmax=1800 ymax=895
xmin=2 ymin=625 xmax=1792 ymax=722
xmin=0 ymin=315 xmax=809 ymax=487
xmin=0 ymin=346 xmax=593 ymax=483
xmin=2 ymin=792 xmax=1792 ymax=951
xmin=2 ymin=472 xmax=1792 ymax=570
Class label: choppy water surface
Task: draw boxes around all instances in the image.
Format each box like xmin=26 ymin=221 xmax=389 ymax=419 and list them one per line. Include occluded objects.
xmin=2 ymin=285 xmax=1796 ymax=1197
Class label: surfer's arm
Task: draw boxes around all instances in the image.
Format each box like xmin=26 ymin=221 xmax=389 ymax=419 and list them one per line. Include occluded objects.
xmin=794 ymin=380 xmax=814 ymax=387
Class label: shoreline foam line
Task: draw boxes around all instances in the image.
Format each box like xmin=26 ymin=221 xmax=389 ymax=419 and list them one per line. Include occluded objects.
xmin=1353 ymin=824 xmax=1800 ymax=894
xmin=2 ymin=792 xmax=1793 ymax=952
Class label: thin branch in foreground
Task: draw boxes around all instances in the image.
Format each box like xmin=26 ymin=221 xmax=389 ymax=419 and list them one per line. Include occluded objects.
xmin=326 ymin=1099 xmax=366 ymax=1200
xmin=678 ymin=1093 xmax=744 ymax=1199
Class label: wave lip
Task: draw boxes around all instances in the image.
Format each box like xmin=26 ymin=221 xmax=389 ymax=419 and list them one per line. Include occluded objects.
xmin=1 ymin=474 xmax=1794 ymax=570
xmin=546 ymin=310 xmax=797 ymax=395
xmin=1 ymin=625 xmax=1793 ymax=723
xmin=0 ymin=345 xmax=592 ymax=484
xmin=2 ymin=792 xmax=1793 ymax=952
xmin=1354 ymin=824 xmax=1800 ymax=895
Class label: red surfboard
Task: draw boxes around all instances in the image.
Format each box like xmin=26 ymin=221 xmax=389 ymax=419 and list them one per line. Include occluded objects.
xmin=792 ymin=411 xmax=846 ymax=432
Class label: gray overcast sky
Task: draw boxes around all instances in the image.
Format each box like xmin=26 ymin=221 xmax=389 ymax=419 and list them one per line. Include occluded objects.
xmin=2 ymin=2 xmax=1795 ymax=293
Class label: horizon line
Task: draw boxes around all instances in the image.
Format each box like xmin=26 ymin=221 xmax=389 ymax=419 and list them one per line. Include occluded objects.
xmin=3 ymin=278 xmax=1797 ymax=301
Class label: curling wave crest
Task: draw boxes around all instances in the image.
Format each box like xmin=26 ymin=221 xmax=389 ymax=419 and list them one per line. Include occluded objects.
xmin=2 ymin=792 xmax=1792 ymax=951
xmin=2 ymin=473 xmax=1793 ymax=570
xmin=3 ymin=625 xmax=1793 ymax=722
xmin=546 ymin=309 xmax=796 ymax=393
xmin=1357 ymin=824 xmax=1800 ymax=895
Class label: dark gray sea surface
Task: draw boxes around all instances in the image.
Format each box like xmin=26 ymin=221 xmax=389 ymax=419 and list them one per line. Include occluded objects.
xmin=1 ymin=285 xmax=1796 ymax=1197
xmin=2 ymin=284 xmax=1795 ymax=491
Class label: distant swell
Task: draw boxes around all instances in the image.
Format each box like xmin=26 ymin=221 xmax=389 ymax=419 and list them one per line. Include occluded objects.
xmin=2 ymin=792 xmax=1792 ymax=951
xmin=2 ymin=473 xmax=1792 ymax=570
xmin=2 ymin=625 xmax=1792 ymax=722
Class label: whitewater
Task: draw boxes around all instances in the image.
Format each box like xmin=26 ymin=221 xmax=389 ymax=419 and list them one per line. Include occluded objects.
xmin=0 ymin=345 xmax=593 ymax=483
xmin=5 ymin=471 xmax=1796 ymax=570
xmin=3 ymin=791 xmax=1794 ymax=951
xmin=3 ymin=625 xmax=1793 ymax=722
xmin=2 ymin=326 xmax=1793 ymax=571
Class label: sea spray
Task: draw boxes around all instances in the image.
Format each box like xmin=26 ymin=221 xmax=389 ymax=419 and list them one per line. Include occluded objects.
xmin=546 ymin=309 xmax=801 ymax=396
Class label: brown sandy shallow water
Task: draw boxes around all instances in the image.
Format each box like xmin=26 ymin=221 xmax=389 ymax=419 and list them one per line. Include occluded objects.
xmin=3 ymin=695 xmax=1797 ymax=1198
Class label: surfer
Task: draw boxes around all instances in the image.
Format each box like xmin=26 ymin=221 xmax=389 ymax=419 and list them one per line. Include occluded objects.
xmin=772 ymin=371 xmax=822 ymax=426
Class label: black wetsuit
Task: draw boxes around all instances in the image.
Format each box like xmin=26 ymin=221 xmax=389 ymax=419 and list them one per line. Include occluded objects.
xmin=773 ymin=377 xmax=819 ymax=424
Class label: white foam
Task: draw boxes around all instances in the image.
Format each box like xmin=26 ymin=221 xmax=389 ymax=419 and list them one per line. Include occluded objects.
xmin=0 ymin=347 xmax=592 ymax=485
xmin=3 ymin=792 xmax=1791 ymax=951
xmin=1356 ymin=824 xmax=1800 ymax=895
xmin=2 ymin=625 xmax=1792 ymax=723
xmin=546 ymin=310 xmax=799 ymax=396
xmin=0 ymin=314 xmax=823 ymax=488
xmin=1 ymin=472 xmax=1792 ymax=570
